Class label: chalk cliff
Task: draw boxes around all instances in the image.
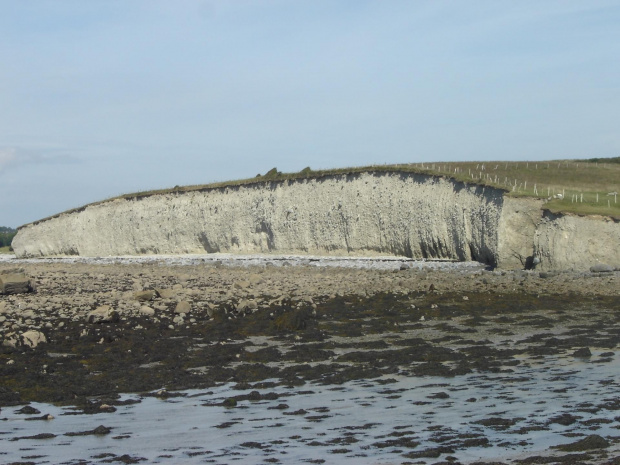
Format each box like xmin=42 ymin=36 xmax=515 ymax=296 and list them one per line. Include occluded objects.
xmin=12 ymin=171 xmax=620 ymax=270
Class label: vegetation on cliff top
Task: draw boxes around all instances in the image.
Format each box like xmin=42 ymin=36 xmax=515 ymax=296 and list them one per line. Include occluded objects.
xmin=21 ymin=157 xmax=620 ymax=227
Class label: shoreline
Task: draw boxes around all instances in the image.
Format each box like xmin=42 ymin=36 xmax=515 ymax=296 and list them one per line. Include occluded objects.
xmin=1 ymin=258 xmax=619 ymax=463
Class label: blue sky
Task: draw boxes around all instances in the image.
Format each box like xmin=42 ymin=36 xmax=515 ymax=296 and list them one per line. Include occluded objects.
xmin=1 ymin=0 xmax=619 ymax=227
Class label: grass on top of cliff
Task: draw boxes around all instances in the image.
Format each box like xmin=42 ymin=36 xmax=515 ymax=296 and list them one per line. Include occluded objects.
xmin=23 ymin=158 xmax=620 ymax=227
xmin=412 ymin=158 xmax=620 ymax=219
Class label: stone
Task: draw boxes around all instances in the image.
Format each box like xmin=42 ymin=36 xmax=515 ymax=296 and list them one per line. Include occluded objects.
xmin=16 ymin=405 xmax=41 ymax=415
xmin=156 ymin=288 xmax=175 ymax=299
xmin=572 ymin=347 xmax=592 ymax=358
xmin=0 ymin=273 xmax=33 ymax=295
xmin=134 ymin=290 xmax=156 ymax=302
xmin=3 ymin=330 xmax=47 ymax=349
xmin=21 ymin=330 xmax=47 ymax=348
xmin=248 ymin=274 xmax=264 ymax=285
xmin=139 ymin=306 xmax=155 ymax=316
xmin=554 ymin=434 xmax=610 ymax=452
xmin=174 ymin=301 xmax=191 ymax=314
xmin=590 ymin=264 xmax=614 ymax=273
xmin=86 ymin=305 xmax=120 ymax=324
xmin=0 ymin=301 xmax=7 ymax=313
xmin=206 ymin=304 xmax=221 ymax=319
xmin=236 ymin=299 xmax=258 ymax=314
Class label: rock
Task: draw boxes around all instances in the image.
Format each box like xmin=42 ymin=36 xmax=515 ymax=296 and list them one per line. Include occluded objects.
xmin=134 ymin=290 xmax=156 ymax=302
xmin=549 ymin=413 xmax=579 ymax=426
xmin=0 ymin=273 xmax=34 ymax=295
xmin=25 ymin=413 xmax=54 ymax=421
xmin=3 ymin=330 xmax=47 ymax=349
xmin=21 ymin=330 xmax=47 ymax=348
xmin=399 ymin=263 xmax=410 ymax=271
xmin=554 ymin=434 xmax=610 ymax=452
xmin=2 ymin=334 xmax=18 ymax=348
xmin=206 ymin=303 xmax=219 ymax=319
xmin=248 ymin=274 xmax=264 ymax=285
xmin=86 ymin=305 xmax=120 ymax=324
xmin=16 ymin=405 xmax=41 ymax=415
xmin=174 ymin=301 xmax=191 ymax=314
xmin=234 ymin=280 xmax=251 ymax=290
xmin=236 ymin=299 xmax=258 ymax=314
xmin=572 ymin=347 xmax=592 ymax=358
xmin=65 ymin=425 xmax=112 ymax=436
xmin=590 ymin=264 xmax=614 ymax=273
xmin=139 ymin=305 xmax=155 ymax=316
xmin=222 ymin=397 xmax=237 ymax=407
xmin=156 ymin=288 xmax=175 ymax=299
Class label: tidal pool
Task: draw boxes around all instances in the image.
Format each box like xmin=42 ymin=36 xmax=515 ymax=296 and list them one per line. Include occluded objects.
xmin=2 ymin=349 xmax=619 ymax=464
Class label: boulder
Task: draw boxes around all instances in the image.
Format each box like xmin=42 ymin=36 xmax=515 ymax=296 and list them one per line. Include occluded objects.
xmin=139 ymin=305 xmax=155 ymax=316
xmin=0 ymin=273 xmax=34 ymax=295
xmin=174 ymin=301 xmax=191 ymax=314
xmin=236 ymin=299 xmax=258 ymax=314
xmin=590 ymin=264 xmax=614 ymax=273
xmin=572 ymin=347 xmax=592 ymax=358
xmin=555 ymin=434 xmax=610 ymax=452
xmin=2 ymin=330 xmax=46 ymax=348
xmin=86 ymin=305 xmax=119 ymax=324
xmin=234 ymin=280 xmax=251 ymax=290
xmin=134 ymin=290 xmax=157 ymax=302
xmin=21 ymin=330 xmax=47 ymax=348
xmin=206 ymin=303 xmax=222 ymax=319
xmin=156 ymin=288 xmax=175 ymax=299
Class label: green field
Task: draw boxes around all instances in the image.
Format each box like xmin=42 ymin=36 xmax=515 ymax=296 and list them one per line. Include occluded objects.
xmin=0 ymin=246 xmax=12 ymax=254
xmin=24 ymin=157 xmax=620 ymax=227
xmin=405 ymin=158 xmax=620 ymax=219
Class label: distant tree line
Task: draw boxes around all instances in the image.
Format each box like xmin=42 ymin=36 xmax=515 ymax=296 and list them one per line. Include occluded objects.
xmin=0 ymin=227 xmax=16 ymax=248
xmin=585 ymin=157 xmax=620 ymax=164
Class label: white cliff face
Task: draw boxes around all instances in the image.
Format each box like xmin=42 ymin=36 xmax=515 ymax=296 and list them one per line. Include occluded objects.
xmin=13 ymin=173 xmax=504 ymax=264
xmin=534 ymin=212 xmax=620 ymax=271
xmin=12 ymin=171 xmax=620 ymax=270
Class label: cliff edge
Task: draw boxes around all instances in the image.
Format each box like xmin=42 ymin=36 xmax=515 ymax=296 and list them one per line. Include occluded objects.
xmin=12 ymin=171 xmax=620 ymax=270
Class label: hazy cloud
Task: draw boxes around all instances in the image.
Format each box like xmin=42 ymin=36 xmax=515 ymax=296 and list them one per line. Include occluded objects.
xmin=0 ymin=146 xmax=78 ymax=175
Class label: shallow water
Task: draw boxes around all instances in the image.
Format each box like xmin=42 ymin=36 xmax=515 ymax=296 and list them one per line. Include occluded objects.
xmin=2 ymin=349 xmax=619 ymax=464
xmin=0 ymin=252 xmax=482 ymax=272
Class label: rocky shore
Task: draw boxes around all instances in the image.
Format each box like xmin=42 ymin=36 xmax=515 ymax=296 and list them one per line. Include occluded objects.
xmin=1 ymin=257 xmax=619 ymax=464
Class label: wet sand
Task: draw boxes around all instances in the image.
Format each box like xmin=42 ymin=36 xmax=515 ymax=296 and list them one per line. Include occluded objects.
xmin=1 ymin=256 xmax=619 ymax=464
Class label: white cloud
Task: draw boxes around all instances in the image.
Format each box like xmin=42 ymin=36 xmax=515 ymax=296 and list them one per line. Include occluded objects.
xmin=0 ymin=146 xmax=78 ymax=176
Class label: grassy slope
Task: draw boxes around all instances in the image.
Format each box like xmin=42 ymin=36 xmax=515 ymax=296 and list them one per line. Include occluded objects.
xmin=406 ymin=158 xmax=620 ymax=219
xmin=21 ymin=158 xmax=620 ymax=228
xmin=0 ymin=246 xmax=12 ymax=254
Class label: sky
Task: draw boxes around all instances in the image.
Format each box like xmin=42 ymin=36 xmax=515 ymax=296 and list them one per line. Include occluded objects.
xmin=1 ymin=0 xmax=619 ymax=227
